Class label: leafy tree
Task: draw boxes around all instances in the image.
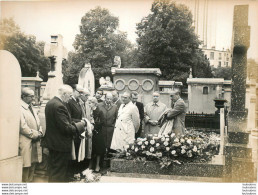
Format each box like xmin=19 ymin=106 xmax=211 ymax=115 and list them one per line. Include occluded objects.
xmin=0 ymin=18 xmax=50 ymax=81
xmin=66 ymin=6 xmax=133 ymax=84
xmin=136 ymin=0 xmax=212 ymax=83
xmin=211 ymin=66 xmax=232 ymax=80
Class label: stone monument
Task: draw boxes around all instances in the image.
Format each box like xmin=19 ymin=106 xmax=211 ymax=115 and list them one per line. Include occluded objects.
xmin=225 ymin=5 xmax=256 ymax=182
xmin=0 ymin=50 xmax=23 ymax=182
xmin=42 ymin=34 xmax=67 ymax=102
xmin=39 ymin=35 xmax=67 ymax=132
xmin=78 ymin=63 xmax=95 ymax=96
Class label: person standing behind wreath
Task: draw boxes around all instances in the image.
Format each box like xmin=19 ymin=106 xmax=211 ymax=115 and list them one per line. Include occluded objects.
xmin=44 ymin=85 xmax=86 ymax=182
xmin=166 ymin=91 xmax=187 ymax=136
xmin=131 ymin=91 xmax=144 ymax=138
xmin=111 ymin=92 xmax=140 ymax=151
xmin=144 ymin=91 xmax=167 ymax=136
xmin=20 ymin=87 xmax=43 ymax=182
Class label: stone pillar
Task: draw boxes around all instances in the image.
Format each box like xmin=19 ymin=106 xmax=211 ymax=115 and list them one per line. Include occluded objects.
xmin=225 ymin=5 xmax=255 ymax=182
xmin=0 ymin=50 xmax=23 ymax=182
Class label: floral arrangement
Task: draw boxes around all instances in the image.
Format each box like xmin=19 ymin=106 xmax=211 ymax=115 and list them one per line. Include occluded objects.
xmin=118 ymin=130 xmax=220 ymax=169
xmin=71 ymin=169 xmax=101 ymax=183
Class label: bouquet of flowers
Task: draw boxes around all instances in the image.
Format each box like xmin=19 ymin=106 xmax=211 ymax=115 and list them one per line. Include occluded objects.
xmin=71 ymin=169 xmax=101 ymax=183
xmin=121 ymin=130 xmax=220 ymax=169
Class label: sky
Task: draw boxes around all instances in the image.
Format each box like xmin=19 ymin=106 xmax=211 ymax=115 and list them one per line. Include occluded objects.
xmin=1 ymin=0 xmax=258 ymax=61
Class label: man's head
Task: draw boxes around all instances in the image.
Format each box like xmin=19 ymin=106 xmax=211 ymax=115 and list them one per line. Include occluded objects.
xmin=21 ymin=87 xmax=35 ymax=105
xmin=57 ymin=85 xmax=73 ymax=103
xmin=121 ymin=91 xmax=131 ymax=105
xmin=105 ymin=92 xmax=113 ymax=105
xmin=95 ymin=89 xmax=103 ymax=100
xmin=88 ymin=97 xmax=98 ymax=108
xmin=131 ymin=91 xmax=139 ymax=103
xmin=170 ymin=90 xmax=180 ymax=103
xmin=152 ymin=91 xmax=160 ymax=103
xmin=80 ymin=88 xmax=90 ymax=102
xmin=112 ymin=90 xmax=119 ymax=102
xmin=71 ymin=84 xmax=83 ymax=99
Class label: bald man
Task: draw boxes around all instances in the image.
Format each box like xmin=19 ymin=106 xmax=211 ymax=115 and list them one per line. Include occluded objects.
xmin=144 ymin=91 xmax=167 ymax=135
xmin=44 ymin=85 xmax=86 ymax=182
xmin=111 ymin=92 xmax=140 ymax=151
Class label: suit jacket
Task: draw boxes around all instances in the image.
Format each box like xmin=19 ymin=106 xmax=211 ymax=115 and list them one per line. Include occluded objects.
xmin=166 ymin=98 xmax=186 ymax=136
xmin=98 ymin=101 xmax=118 ymax=148
xmin=67 ymin=98 xmax=83 ymax=123
xmin=135 ymin=101 xmax=144 ymax=137
xmin=44 ymin=97 xmax=84 ymax=152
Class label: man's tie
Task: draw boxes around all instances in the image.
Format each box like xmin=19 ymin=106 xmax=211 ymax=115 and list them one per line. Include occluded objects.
xmin=28 ymin=105 xmax=36 ymax=119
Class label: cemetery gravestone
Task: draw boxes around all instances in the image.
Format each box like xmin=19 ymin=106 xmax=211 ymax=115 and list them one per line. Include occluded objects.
xmin=0 ymin=50 xmax=23 ymax=182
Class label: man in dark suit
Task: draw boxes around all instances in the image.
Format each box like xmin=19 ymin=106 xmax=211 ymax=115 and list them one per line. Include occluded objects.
xmin=66 ymin=84 xmax=86 ymax=175
xmin=131 ymin=91 xmax=144 ymax=138
xmin=44 ymin=85 xmax=86 ymax=182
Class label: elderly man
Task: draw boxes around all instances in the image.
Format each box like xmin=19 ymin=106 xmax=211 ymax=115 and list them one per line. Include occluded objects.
xmin=131 ymin=91 xmax=144 ymax=138
xmin=111 ymin=92 xmax=140 ymax=151
xmin=44 ymin=85 xmax=86 ymax=182
xmin=166 ymin=91 xmax=187 ymax=136
xmin=98 ymin=92 xmax=118 ymax=153
xmin=20 ymin=87 xmax=43 ymax=182
xmin=144 ymin=91 xmax=167 ymax=135
xmin=112 ymin=90 xmax=122 ymax=109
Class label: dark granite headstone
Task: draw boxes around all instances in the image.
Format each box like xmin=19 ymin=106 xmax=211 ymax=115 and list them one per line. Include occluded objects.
xmin=225 ymin=5 xmax=255 ymax=182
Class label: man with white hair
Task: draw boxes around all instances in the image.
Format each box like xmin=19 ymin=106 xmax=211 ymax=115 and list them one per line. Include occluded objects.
xmin=144 ymin=91 xmax=167 ymax=135
xmin=44 ymin=85 xmax=86 ymax=182
xmin=20 ymin=87 xmax=43 ymax=182
xmin=111 ymin=92 xmax=140 ymax=151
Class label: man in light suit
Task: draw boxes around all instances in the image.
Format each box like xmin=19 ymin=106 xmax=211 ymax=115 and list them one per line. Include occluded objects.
xmin=44 ymin=85 xmax=86 ymax=182
xmin=111 ymin=92 xmax=140 ymax=151
xmin=20 ymin=87 xmax=43 ymax=182
xmin=166 ymin=91 xmax=187 ymax=136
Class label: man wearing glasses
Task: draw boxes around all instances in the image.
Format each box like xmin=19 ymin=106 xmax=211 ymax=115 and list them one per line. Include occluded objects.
xmin=20 ymin=87 xmax=43 ymax=182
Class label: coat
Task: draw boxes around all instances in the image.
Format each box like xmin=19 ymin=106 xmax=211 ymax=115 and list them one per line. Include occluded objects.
xmin=166 ymin=98 xmax=187 ymax=136
xmin=98 ymin=102 xmax=118 ymax=148
xmin=43 ymin=97 xmax=85 ymax=153
xmin=111 ymin=101 xmax=140 ymax=151
xmin=135 ymin=101 xmax=144 ymax=137
xmin=144 ymin=101 xmax=167 ymax=135
xmin=19 ymin=100 xmax=42 ymax=167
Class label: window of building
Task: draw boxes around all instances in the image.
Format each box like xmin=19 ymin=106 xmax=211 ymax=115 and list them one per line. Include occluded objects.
xmin=226 ymin=62 xmax=228 ymax=67
xmin=219 ymin=53 xmax=222 ymax=60
xmin=203 ymin=86 xmax=208 ymax=94
xmin=218 ymin=61 xmax=221 ymax=67
xmin=210 ymin=52 xmax=214 ymax=60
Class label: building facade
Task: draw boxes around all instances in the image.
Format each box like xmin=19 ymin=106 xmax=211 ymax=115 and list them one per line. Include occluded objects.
xmin=202 ymin=46 xmax=232 ymax=68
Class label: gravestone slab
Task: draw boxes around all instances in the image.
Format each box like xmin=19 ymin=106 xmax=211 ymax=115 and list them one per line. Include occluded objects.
xmin=0 ymin=50 xmax=23 ymax=182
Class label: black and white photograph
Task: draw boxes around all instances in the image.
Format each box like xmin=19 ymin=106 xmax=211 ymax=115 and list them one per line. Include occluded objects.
xmin=0 ymin=0 xmax=257 ymax=194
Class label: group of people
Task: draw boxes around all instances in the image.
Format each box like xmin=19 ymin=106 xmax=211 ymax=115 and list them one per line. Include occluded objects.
xmin=19 ymin=85 xmax=186 ymax=183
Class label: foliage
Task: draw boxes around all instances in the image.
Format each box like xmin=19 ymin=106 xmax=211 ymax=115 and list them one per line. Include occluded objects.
xmin=0 ymin=18 xmax=50 ymax=81
xmin=66 ymin=7 xmax=133 ymax=85
xmin=247 ymin=58 xmax=258 ymax=80
xmin=116 ymin=130 xmax=220 ymax=169
xmin=135 ymin=0 xmax=212 ymax=83
xmin=211 ymin=66 xmax=232 ymax=80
